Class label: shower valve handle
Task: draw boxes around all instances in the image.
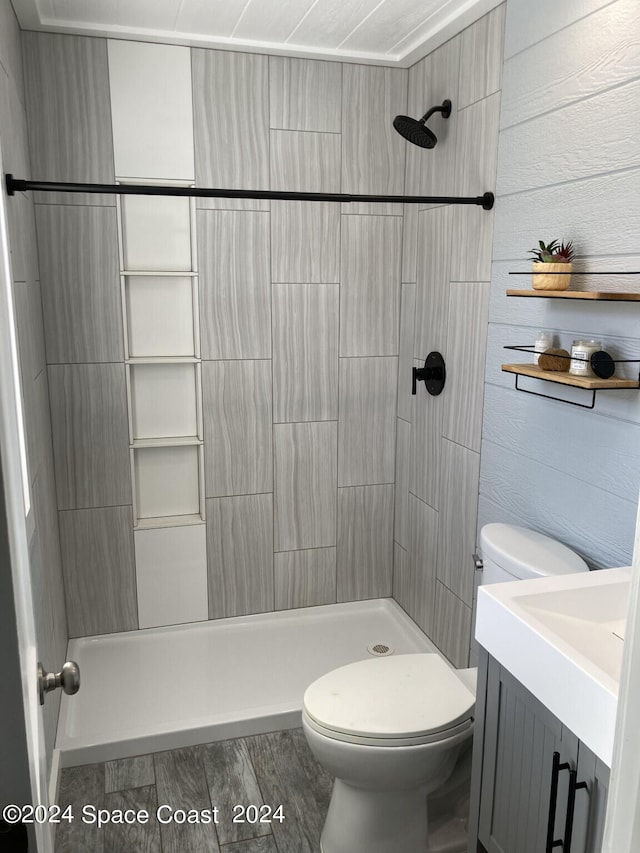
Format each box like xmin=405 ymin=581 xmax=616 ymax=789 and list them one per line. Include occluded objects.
xmin=412 ymin=352 xmax=446 ymax=396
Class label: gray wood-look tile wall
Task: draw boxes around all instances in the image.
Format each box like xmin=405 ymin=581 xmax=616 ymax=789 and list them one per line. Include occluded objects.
xmin=397 ymin=282 xmax=416 ymax=422
xmin=23 ymin=31 xmax=115 ymax=206
xmin=49 ymin=363 xmax=131 ymax=510
xmin=36 ymin=204 xmax=123 ymax=363
xmin=206 ymin=493 xmax=274 ymax=619
xmin=394 ymin=493 xmax=438 ymax=638
xmin=272 ymin=283 xmax=339 ymax=423
xmin=270 ymin=130 xmax=341 ymax=193
xmin=437 ymin=439 xmax=481 ymax=605
xmin=394 ymin=6 xmax=506 ymax=666
xmin=202 ymin=360 xmax=273 ymax=497
xmin=271 ymin=201 xmax=340 ymax=284
xmin=198 ymin=210 xmax=271 ymax=359
xmin=274 ymin=548 xmax=337 ymax=610
xmin=337 ymin=484 xmax=394 ymax=601
xmin=341 ymin=64 xmax=407 ymax=195
xmin=338 ymin=357 xmax=398 ymax=487
xmin=192 ymin=49 xmax=269 ymax=193
xmin=404 ymin=36 xmax=460 ymax=200
xmin=59 ymin=505 xmax=138 ymax=637
xmin=274 ymin=422 xmax=337 ymax=552
xmin=340 ymin=214 xmax=402 ymax=357
xmin=269 ymin=56 xmax=342 ymax=132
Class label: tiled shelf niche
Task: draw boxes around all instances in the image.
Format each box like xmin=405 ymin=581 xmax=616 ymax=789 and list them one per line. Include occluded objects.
xmin=127 ymin=362 xmax=202 ymax=441
xmin=117 ymin=180 xmax=205 ymax=528
xmin=124 ymin=275 xmax=197 ymax=357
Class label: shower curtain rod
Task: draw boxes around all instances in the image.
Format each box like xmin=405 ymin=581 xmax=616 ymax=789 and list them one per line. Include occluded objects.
xmin=4 ymin=174 xmax=495 ymax=209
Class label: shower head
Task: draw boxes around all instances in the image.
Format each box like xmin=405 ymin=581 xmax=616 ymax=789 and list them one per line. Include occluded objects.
xmin=393 ymin=99 xmax=452 ymax=148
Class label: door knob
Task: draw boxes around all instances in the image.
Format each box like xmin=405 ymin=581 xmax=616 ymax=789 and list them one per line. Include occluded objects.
xmin=38 ymin=661 xmax=80 ymax=705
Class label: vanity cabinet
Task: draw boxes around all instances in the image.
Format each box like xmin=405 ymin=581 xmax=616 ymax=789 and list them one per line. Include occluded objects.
xmin=468 ymin=649 xmax=609 ymax=853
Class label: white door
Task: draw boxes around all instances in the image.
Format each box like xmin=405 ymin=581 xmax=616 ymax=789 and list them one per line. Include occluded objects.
xmin=0 ymin=147 xmax=54 ymax=851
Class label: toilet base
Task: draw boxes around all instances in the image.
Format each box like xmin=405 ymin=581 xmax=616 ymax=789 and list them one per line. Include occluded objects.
xmin=320 ymin=779 xmax=429 ymax=853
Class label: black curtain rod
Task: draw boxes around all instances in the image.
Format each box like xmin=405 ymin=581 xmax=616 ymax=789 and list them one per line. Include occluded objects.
xmin=5 ymin=174 xmax=494 ymax=210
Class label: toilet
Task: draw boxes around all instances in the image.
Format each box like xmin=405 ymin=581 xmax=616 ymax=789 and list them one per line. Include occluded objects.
xmin=302 ymin=523 xmax=589 ymax=853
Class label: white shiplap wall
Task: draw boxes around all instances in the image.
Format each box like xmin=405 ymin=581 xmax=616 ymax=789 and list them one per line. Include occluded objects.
xmin=479 ymin=0 xmax=640 ymax=568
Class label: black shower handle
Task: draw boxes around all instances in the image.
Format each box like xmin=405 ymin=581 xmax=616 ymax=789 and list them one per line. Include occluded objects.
xmin=412 ymin=352 xmax=446 ymax=396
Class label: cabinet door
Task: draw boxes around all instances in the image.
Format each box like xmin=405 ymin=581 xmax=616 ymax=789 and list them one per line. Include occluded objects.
xmin=571 ymin=742 xmax=610 ymax=853
xmin=477 ymin=659 xmax=578 ymax=853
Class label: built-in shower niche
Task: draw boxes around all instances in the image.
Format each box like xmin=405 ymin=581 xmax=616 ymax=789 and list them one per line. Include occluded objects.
xmin=133 ymin=444 xmax=204 ymax=527
xmin=128 ymin=363 xmax=201 ymax=440
xmin=117 ymin=180 xmax=204 ymax=529
xmin=120 ymin=193 xmax=193 ymax=272
xmin=125 ymin=275 xmax=196 ymax=358
xmin=128 ymin=362 xmax=205 ymax=527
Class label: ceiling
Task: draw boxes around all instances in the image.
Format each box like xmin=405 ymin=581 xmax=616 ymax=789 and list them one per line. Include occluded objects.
xmin=12 ymin=0 xmax=501 ymax=67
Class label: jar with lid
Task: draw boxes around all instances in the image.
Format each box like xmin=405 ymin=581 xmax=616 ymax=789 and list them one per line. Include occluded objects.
xmin=534 ymin=331 xmax=553 ymax=365
xmin=569 ymin=339 xmax=601 ymax=376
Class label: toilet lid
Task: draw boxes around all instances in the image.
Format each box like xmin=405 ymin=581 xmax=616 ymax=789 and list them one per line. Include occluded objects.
xmin=303 ymin=654 xmax=475 ymax=741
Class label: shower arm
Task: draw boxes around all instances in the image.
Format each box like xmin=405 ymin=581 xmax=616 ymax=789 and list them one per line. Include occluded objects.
xmin=418 ymin=100 xmax=452 ymax=124
xmin=4 ymin=174 xmax=495 ymax=210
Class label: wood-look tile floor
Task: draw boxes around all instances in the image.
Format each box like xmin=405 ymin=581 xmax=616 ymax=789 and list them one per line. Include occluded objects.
xmin=55 ymin=728 xmax=333 ymax=853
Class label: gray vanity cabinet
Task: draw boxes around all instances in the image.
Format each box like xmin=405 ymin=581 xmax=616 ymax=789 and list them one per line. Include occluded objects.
xmin=468 ymin=648 xmax=609 ymax=853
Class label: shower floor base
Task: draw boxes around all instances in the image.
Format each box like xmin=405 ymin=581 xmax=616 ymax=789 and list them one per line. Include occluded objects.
xmin=57 ymin=598 xmax=435 ymax=767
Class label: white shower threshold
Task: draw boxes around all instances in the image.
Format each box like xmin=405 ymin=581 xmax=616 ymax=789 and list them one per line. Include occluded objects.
xmin=56 ymin=598 xmax=436 ymax=767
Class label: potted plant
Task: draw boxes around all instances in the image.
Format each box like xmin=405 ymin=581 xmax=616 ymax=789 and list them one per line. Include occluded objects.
xmin=528 ymin=240 xmax=574 ymax=290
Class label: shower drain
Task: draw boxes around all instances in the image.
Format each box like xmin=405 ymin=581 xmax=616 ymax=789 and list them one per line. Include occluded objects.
xmin=367 ymin=643 xmax=393 ymax=656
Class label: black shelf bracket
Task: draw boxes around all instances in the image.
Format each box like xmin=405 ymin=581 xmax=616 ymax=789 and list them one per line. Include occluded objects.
xmin=504 ymin=344 xmax=640 ymax=408
xmin=508 ymin=270 xmax=640 ymax=276
xmin=514 ymin=373 xmax=597 ymax=410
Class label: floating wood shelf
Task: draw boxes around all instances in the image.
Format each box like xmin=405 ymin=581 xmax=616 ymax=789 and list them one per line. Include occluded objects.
xmin=502 ymin=364 xmax=639 ymax=390
xmin=506 ymin=289 xmax=640 ymax=301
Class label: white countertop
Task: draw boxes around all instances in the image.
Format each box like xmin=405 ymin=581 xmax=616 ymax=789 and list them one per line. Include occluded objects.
xmin=475 ymin=566 xmax=631 ymax=766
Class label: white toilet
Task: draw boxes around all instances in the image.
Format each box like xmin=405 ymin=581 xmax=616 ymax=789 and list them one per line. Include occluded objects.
xmin=302 ymin=523 xmax=589 ymax=853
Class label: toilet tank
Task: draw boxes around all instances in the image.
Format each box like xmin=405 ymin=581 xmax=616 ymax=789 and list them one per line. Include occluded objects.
xmin=480 ymin=523 xmax=588 ymax=584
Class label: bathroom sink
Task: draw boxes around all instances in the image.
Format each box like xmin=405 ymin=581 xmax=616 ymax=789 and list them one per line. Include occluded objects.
xmin=511 ymin=577 xmax=628 ymax=681
xmin=475 ymin=566 xmax=631 ymax=766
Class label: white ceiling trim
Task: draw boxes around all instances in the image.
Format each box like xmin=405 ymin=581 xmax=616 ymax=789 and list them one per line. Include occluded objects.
xmin=11 ymin=0 xmax=503 ymax=67
xmin=398 ymin=0 xmax=503 ymax=66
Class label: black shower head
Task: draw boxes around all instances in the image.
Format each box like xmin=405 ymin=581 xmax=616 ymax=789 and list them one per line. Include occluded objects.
xmin=393 ymin=99 xmax=452 ymax=148
xmin=393 ymin=115 xmax=438 ymax=148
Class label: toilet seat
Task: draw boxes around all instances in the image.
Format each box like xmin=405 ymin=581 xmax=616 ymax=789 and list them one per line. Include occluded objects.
xmin=303 ymin=654 xmax=475 ymax=748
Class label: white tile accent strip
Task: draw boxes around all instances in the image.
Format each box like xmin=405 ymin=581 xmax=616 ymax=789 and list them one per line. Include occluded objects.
xmin=135 ymin=525 xmax=207 ymax=629
xmin=108 ymin=40 xmax=195 ymax=181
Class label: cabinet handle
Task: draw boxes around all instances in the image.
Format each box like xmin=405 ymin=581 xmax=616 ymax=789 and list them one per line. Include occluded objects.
xmin=546 ymin=751 xmax=570 ymax=852
xmin=563 ymin=769 xmax=588 ymax=853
